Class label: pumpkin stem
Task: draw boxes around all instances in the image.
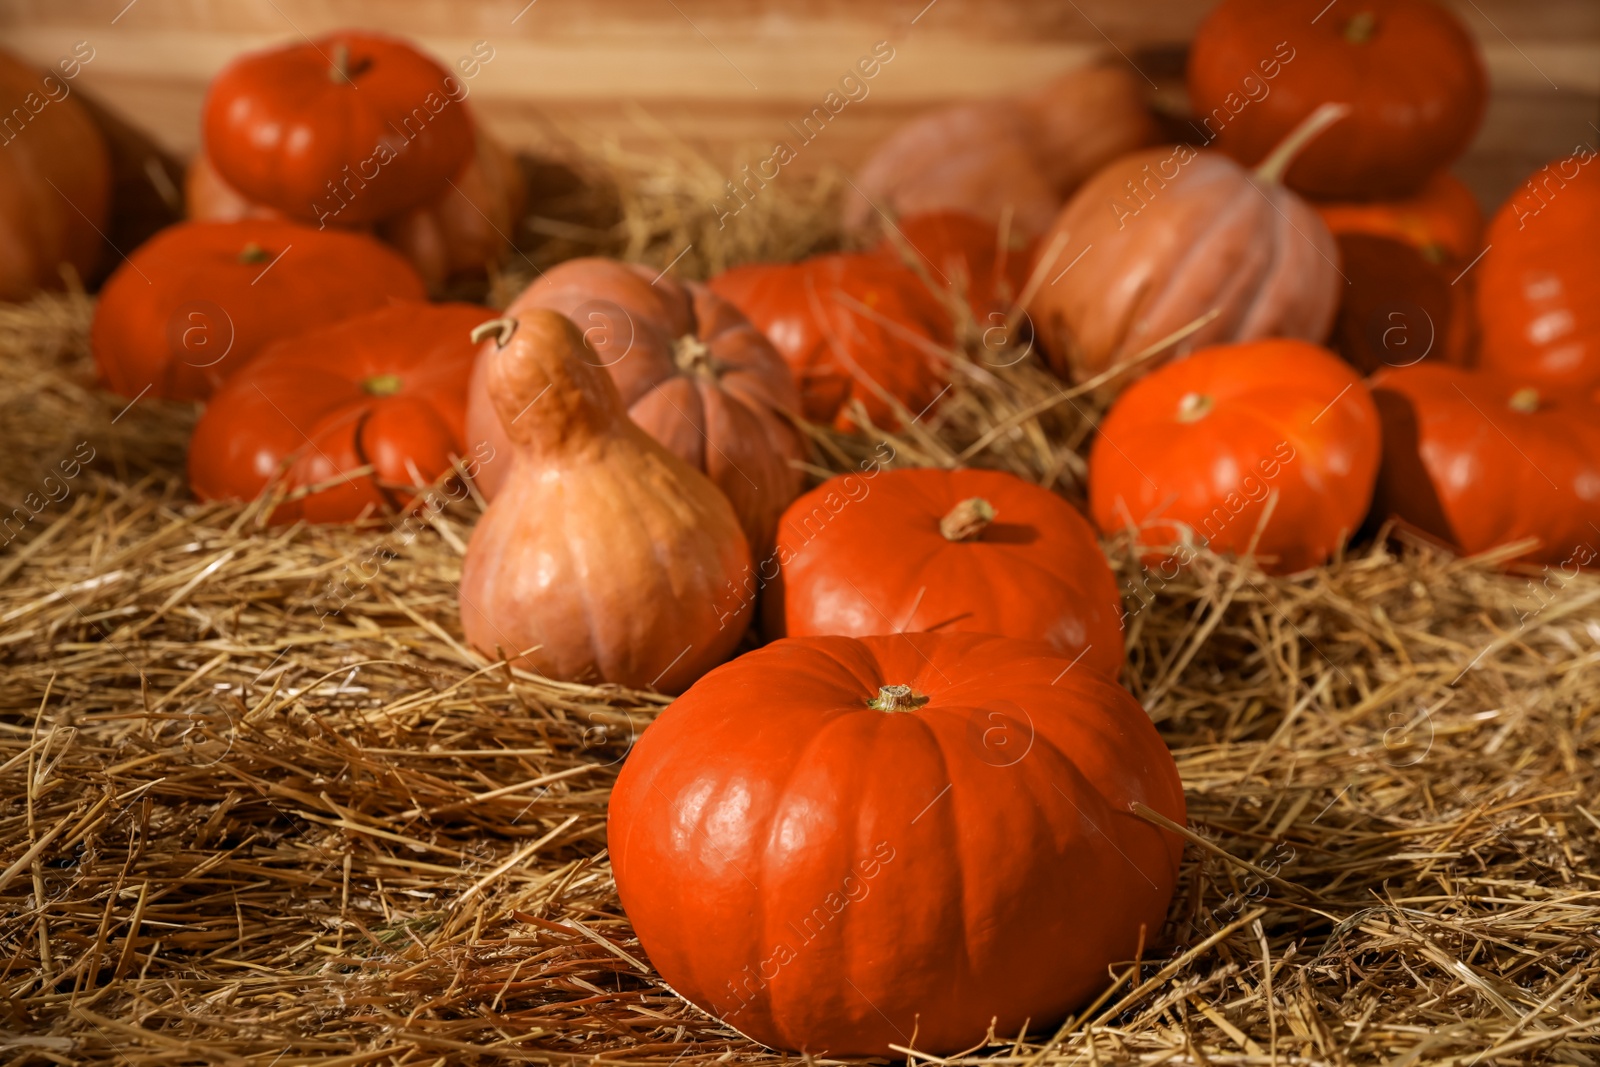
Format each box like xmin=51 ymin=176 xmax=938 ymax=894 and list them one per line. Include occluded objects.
xmin=673 ymin=334 xmax=724 ymax=379
xmin=869 ymin=685 xmax=929 ymax=713
xmin=237 ymin=243 xmax=270 ymax=264
xmin=1254 ymin=101 xmax=1351 ymax=185
xmin=1344 ymin=11 xmax=1377 ymax=43
xmin=329 ymin=42 xmax=353 ymax=83
xmin=472 ymin=316 xmax=518 ymax=349
xmin=1176 ymin=392 xmax=1214 ymax=423
xmin=363 ymin=373 xmax=403 ymax=397
xmin=939 ymin=497 xmax=997 ymax=541
xmin=1508 ymin=387 xmax=1541 ymax=414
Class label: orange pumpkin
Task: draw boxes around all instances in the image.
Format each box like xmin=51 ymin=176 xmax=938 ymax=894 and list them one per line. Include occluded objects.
xmin=1370 ymin=363 xmax=1600 ymax=566
xmin=873 ymin=211 xmax=1036 ymax=325
xmin=1188 ymin=0 xmax=1487 ymax=200
xmin=1474 ymin=154 xmax=1600 ymax=392
xmin=708 ymin=253 xmax=953 ymax=430
xmin=188 ymin=302 xmax=486 ymax=523
xmin=609 ymin=631 xmax=1186 ymax=1055
xmin=762 ymin=467 xmax=1125 ymax=676
xmin=1314 ymin=171 xmax=1483 ymax=264
xmin=1027 ymin=107 xmax=1345 ymax=395
xmin=91 ymin=220 xmax=427 ymax=401
xmin=0 ymin=47 xmax=110 ymax=300
xmin=1328 ymin=234 xmax=1474 ymax=373
xmin=845 ymin=64 xmax=1157 ymax=237
xmin=1089 ymin=339 xmax=1380 ymax=575
xmin=466 ymin=258 xmax=804 ymax=553
xmin=459 ymin=309 xmax=751 ymax=693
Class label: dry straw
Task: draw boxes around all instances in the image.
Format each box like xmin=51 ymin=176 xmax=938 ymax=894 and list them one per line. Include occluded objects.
xmin=1 ymin=138 xmax=1597 ymax=1066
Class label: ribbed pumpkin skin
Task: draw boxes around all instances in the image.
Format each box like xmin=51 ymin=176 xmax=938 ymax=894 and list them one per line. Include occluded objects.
xmin=465 ymin=257 xmax=803 ymax=553
xmin=459 ymin=309 xmax=751 ymax=694
xmin=608 ymin=632 xmax=1186 ymax=1056
xmin=1089 ymin=340 xmax=1380 ymax=575
xmin=1475 ymin=160 xmax=1600 ymax=392
xmin=0 ymin=49 xmax=111 ymax=300
xmin=1370 ymin=363 xmax=1600 ymax=566
xmin=1027 ymin=148 xmax=1341 ymax=396
xmin=764 ymin=467 xmax=1125 ymax=678
xmin=1188 ymin=0 xmax=1486 ymax=200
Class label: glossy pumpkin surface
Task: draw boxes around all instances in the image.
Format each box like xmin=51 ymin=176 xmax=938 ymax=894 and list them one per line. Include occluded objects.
xmin=763 ymin=467 xmax=1124 ymax=677
xmin=188 ymin=302 xmax=486 ymax=524
xmin=1089 ymin=339 xmax=1380 ymax=575
xmin=0 ymin=48 xmax=111 ymax=300
xmin=466 ymin=257 xmax=803 ymax=552
xmin=1370 ymin=363 xmax=1600 ymax=566
xmin=1188 ymin=0 xmax=1487 ymax=199
xmin=609 ymin=631 xmax=1186 ymax=1056
xmin=202 ymin=31 xmax=473 ymax=225
xmin=91 ymin=219 xmax=427 ymax=401
xmin=1474 ymin=156 xmax=1600 ymax=391
xmin=1027 ymin=146 xmax=1341 ymax=394
xmin=708 ymin=253 xmax=953 ymax=429
xmin=459 ymin=309 xmax=750 ymax=693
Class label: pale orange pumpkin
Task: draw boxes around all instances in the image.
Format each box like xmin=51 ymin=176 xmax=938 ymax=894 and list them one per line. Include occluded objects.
xmin=1027 ymin=105 xmax=1345 ymax=395
xmin=845 ymin=64 xmax=1157 ymax=237
xmin=458 ymin=309 xmax=752 ymax=693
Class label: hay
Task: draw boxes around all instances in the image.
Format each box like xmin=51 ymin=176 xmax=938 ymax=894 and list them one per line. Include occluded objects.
xmin=2 ymin=138 xmax=1599 ymax=1067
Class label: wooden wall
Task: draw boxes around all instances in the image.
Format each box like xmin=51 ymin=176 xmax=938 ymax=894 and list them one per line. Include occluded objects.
xmin=3 ymin=0 xmax=1597 ymax=212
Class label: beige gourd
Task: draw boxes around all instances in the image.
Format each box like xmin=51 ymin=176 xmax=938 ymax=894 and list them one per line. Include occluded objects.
xmin=458 ymin=309 xmax=752 ymax=694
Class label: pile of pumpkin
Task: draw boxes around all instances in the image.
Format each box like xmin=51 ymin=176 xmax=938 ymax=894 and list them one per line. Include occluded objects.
xmin=5 ymin=0 xmax=1598 ymax=1055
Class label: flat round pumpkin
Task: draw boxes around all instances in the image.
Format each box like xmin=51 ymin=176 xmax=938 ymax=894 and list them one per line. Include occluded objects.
xmin=1370 ymin=362 xmax=1600 ymax=566
xmin=1313 ymin=171 xmax=1483 ymax=264
xmin=873 ymin=211 xmax=1036 ymax=326
xmin=91 ymin=219 xmax=427 ymax=401
xmin=708 ymin=253 xmax=953 ymax=430
xmin=763 ymin=467 xmax=1125 ymax=677
xmin=202 ymin=31 xmax=474 ymax=225
xmin=188 ymin=302 xmax=486 ymax=524
xmin=1089 ymin=339 xmax=1380 ymax=575
xmin=609 ymin=631 xmax=1186 ymax=1056
xmin=466 ymin=257 xmax=803 ymax=552
xmin=1188 ymin=0 xmax=1487 ymax=200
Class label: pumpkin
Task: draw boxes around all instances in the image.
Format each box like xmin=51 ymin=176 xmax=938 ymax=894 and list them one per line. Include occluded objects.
xmin=1369 ymin=363 xmax=1600 ymax=566
xmin=1027 ymin=106 xmax=1345 ymax=395
xmin=202 ymin=31 xmax=474 ymax=225
xmin=376 ymin=129 xmax=527 ymax=289
xmin=466 ymin=257 xmax=804 ymax=552
xmin=459 ymin=309 xmax=751 ymax=692
xmin=762 ymin=467 xmax=1124 ymax=677
xmin=1328 ymin=233 xmax=1474 ymax=374
xmin=608 ymin=631 xmax=1186 ymax=1056
xmin=1314 ymin=171 xmax=1483 ymax=264
xmin=845 ymin=64 xmax=1157 ymax=237
xmin=1474 ymin=155 xmax=1600 ymax=392
xmin=91 ymin=219 xmax=427 ymax=402
xmin=184 ymin=150 xmax=283 ymax=223
xmin=187 ymin=302 xmax=486 ymax=524
xmin=1188 ymin=0 xmax=1487 ymax=200
xmin=873 ymin=211 xmax=1036 ymax=326
xmin=708 ymin=253 xmax=953 ymax=430
xmin=0 ymin=48 xmax=111 ymax=300
xmin=1089 ymin=339 xmax=1380 ymax=575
